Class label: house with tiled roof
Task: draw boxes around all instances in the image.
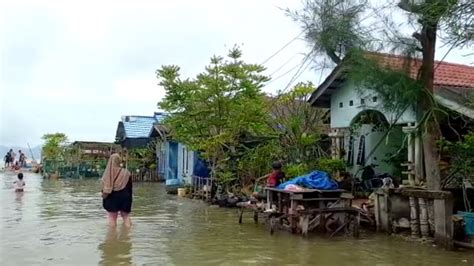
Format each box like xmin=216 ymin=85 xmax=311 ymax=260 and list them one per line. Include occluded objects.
xmin=309 ymin=52 xmax=474 ymax=185
xmin=115 ymin=112 xmax=167 ymax=149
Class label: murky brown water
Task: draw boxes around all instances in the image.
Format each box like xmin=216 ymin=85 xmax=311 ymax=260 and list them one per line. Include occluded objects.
xmin=1 ymin=172 xmax=473 ymax=265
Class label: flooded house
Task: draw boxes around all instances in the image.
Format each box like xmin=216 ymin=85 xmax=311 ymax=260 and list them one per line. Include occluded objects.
xmin=115 ymin=112 xmax=167 ymax=149
xmin=149 ymin=123 xmax=210 ymax=194
xmin=309 ymin=52 xmax=474 ymax=248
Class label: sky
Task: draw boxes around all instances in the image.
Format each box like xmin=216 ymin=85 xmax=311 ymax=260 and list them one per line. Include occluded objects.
xmin=0 ymin=0 xmax=472 ymax=147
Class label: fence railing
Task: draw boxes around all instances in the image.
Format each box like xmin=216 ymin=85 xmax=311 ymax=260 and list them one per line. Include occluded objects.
xmin=131 ymin=171 xmax=164 ymax=182
xmin=192 ymin=175 xmax=213 ymax=201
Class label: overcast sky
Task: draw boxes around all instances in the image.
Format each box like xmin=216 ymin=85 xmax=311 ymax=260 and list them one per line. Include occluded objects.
xmin=0 ymin=0 xmax=472 ymax=147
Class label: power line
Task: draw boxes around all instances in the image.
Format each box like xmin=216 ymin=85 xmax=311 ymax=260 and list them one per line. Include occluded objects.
xmin=279 ymin=51 xmax=314 ymax=94
xmin=268 ymin=53 xmax=301 ymax=77
xmin=266 ymin=64 xmax=302 ymax=85
xmin=260 ymin=30 xmax=305 ymax=65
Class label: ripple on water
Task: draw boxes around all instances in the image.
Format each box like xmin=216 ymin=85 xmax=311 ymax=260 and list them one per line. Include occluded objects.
xmin=1 ymin=173 xmax=474 ymax=265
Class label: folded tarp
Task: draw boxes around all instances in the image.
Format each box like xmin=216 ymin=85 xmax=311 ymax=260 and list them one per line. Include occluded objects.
xmin=277 ymin=170 xmax=338 ymax=190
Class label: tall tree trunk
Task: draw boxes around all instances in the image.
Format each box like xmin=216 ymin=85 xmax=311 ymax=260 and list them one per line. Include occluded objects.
xmin=419 ymin=22 xmax=442 ymax=190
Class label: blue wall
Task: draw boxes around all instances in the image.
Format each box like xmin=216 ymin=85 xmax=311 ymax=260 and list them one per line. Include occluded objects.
xmin=165 ymin=141 xmax=180 ymax=187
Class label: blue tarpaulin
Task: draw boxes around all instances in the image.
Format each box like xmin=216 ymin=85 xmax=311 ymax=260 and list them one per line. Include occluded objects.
xmin=277 ymin=171 xmax=338 ymax=190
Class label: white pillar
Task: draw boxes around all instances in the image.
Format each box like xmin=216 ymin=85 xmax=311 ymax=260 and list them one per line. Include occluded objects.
xmin=403 ymin=124 xmax=416 ymax=186
xmin=414 ymin=126 xmax=423 ymax=185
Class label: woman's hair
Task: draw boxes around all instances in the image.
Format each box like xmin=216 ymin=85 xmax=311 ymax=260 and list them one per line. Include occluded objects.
xmin=18 ymin=173 xmax=23 ymax=180
xmin=271 ymin=161 xmax=282 ymax=170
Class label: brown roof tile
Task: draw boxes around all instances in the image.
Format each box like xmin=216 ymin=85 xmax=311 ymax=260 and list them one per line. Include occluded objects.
xmin=367 ymin=52 xmax=474 ymax=89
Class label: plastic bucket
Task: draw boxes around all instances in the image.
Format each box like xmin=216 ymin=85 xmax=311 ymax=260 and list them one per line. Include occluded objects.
xmin=458 ymin=211 xmax=474 ymax=236
xmin=177 ymin=188 xmax=186 ymax=197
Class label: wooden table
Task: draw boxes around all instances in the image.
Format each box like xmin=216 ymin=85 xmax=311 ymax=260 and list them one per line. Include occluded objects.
xmin=263 ymin=187 xmax=360 ymax=237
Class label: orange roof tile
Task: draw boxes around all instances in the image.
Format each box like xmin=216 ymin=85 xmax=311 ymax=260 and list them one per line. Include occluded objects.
xmin=366 ymin=52 xmax=474 ymax=89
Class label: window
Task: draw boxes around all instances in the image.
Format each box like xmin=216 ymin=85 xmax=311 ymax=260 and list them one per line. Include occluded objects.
xmin=361 ymin=99 xmax=365 ymax=104
xmin=349 ymin=100 xmax=354 ymax=106
xmin=372 ymin=96 xmax=378 ymax=102
xmin=339 ymin=102 xmax=343 ymax=108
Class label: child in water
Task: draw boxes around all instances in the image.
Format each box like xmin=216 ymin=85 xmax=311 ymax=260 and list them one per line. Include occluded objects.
xmin=14 ymin=173 xmax=25 ymax=192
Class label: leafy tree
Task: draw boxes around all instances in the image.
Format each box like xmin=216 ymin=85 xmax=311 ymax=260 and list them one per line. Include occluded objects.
xmin=286 ymin=0 xmax=373 ymax=65
xmin=289 ymin=0 xmax=472 ymax=190
xmin=270 ymin=82 xmax=329 ymax=165
xmin=157 ymin=47 xmax=271 ymax=186
xmin=41 ymin=133 xmax=68 ymax=161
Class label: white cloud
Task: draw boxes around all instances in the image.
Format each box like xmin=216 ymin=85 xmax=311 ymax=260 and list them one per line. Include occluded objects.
xmin=1 ymin=0 xmax=472 ymax=147
xmin=115 ymin=76 xmax=164 ymax=104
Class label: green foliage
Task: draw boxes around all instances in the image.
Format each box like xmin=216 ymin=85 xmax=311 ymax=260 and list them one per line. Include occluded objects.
xmin=383 ymin=142 xmax=408 ymax=179
xmin=157 ymin=49 xmax=330 ymax=189
xmin=42 ymin=133 xmax=68 ymax=160
xmin=271 ymin=82 xmax=328 ymax=165
xmin=286 ymin=0 xmax=372 ymax=64
xmin=445 ymin=133 xmax=474 ymax=180
xmin=157 ymin=47 xmax=272 ymax=185
xmin=285 ymin=163 xmax=310 ymax=179
xmin=237 ymin=141 xmax=283 ymax=186
xmin=316 ymin=158 xmax=346 ymax=176
xmin=127 ymin=144 xmax=156 ymax=171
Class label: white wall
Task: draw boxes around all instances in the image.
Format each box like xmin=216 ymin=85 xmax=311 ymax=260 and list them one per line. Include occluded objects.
xmin=177 ymin=143 xmax=194 ymax=184
xmin=346 ymin=124 xmax=404 ymax=176
xmin=330 ymin=82 xmax=416 ymax=128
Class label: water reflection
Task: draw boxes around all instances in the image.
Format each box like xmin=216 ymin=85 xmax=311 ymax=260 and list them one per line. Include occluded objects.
xmin=15 ymin=191 xmax=24 ymax=203
xmin=98 ymin=226 xmax=132 ymax=266
xmin=1 ymin=173 xmax=473 ymax=265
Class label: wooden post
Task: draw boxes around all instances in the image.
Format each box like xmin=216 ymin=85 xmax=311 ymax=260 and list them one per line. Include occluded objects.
xmin=319 ymin=200 xmax=326 ymax=233
xmin=301 ymin=215 xmax=309 ymax=237
xmin=418 ymin=197 xmax=429 ymax=238
xmin=266 ymin=189 xmax=271 ymax=210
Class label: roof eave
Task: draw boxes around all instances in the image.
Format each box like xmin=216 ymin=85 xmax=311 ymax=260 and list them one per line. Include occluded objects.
xmin=308 ymin=64 xmax=346 ymax=108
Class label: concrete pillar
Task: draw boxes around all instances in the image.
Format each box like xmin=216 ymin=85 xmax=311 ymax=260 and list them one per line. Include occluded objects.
xmin=434 ymin=197 xmax=454 ymax=249
xmin=414 ymin=130 xmax=423 ymax=185
xmin=328 ymin=129 xmax=345 ymax=159
xmin=403 ymin=125 xmax=417 ymax=186
xmin=409 ymin=196 xmax=420 ymax=237
xmin=418 ymin=197 xmax=429 ymax=238
xmin=375 ymin=191 xmax=391 ymax=233
xmin=335 ymin=136 xmax=341 ymax=159
xmin=407 ymin=130 xmax=415 ymax=186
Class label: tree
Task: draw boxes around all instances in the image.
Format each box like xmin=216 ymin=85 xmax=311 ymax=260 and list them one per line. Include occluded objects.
xmin=290 ymin=0 xmax=471 ymax=190
xmin=157 ymin=47 xmax=271 ymax=186
xmin=270 ymin=82 xmax=328 ymax=165
xmin=41 ymin=133 xmax=68 ymax=160
xmin=427 ymin=0 xmax=473 ymax=47
xmin=286 ymin=0 xmax=373 ymax=65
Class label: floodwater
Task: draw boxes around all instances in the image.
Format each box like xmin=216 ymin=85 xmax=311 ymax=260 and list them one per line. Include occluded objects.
xmin=1 ymin=172 xmax=473 ymax=266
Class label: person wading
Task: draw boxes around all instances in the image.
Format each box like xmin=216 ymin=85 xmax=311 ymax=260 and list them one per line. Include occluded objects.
xmin=101 ymin=153 xmax=132 ymax=227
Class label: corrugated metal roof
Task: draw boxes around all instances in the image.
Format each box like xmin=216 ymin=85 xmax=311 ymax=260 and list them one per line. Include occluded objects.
xmin=119 ymin=113 xmax=163 ymax=139
xmin=154 ymin=112 xmax=167 ymax=122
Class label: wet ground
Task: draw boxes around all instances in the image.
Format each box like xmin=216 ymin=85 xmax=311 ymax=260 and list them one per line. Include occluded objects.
xmin=1 ymin=172 xmax=473 ymax=265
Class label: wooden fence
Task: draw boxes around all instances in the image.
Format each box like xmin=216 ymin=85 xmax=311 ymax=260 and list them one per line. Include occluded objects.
xmin=131 ymin=171 xmax=164 ymax=182
xmin=192 ymin=175 xmax=213 ymax=201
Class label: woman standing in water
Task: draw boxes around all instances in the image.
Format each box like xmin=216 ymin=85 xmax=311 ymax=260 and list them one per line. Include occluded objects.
xmin=101 ymin=153 xmax=132 ymax=227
